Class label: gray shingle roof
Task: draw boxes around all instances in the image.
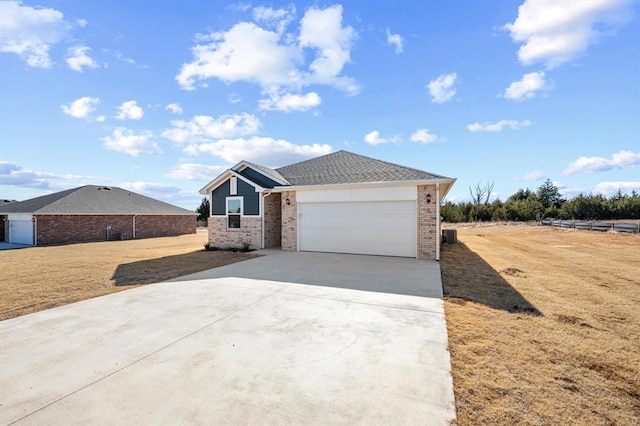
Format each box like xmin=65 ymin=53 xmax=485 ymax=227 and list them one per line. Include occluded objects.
xmin=275 ymin=150 xmax=452 ymax=186
xmin=242 ymin=161 xmax=288 ymax=184
xmin=0 ymin=185 xmax=197 ymax=215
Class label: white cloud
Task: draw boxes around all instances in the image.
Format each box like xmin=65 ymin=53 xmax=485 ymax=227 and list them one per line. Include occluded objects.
xmin=102 ymin=128 xmax=162 ymax=156
xmin=386 ymin=28 xmax=403 ymax=54
xmin=0 ymin=161 xmax=100 ymax=189
xmin=120 ymin=181 xmax=182 ymax=195
xmin=166 ymin=103 xmax=183 ymax=114
xmin=467 ymin=119 xmax=531 ymax=132
xmin=252 ymin=5 xmax=295 ymax=35
xmin=115 ymin=100 xmax=144 ymax=120
xmin=76 ymin=18 xmax=88 ymax=28
xmin=0 ymin=1 xmax=66 ymax=68
xmin=504 ymin=0 xmax=632 ymax=69
xmin=258 ymin=92 xmax=321 ymax=112
xmin=229 ymin=93 xmax=242 ymax=104
xmin=594 ymin=181 xmax=640 ymax=195
xmin=183 ymin=136 xmax=333 ymax=166
xmin=66 ymin=45 xmax=99 ymax=72
xmin=298 ymin=5 xmax=358 ymax=93
xmin=96 ymin=115 xmax=106 ymax=122
xmin=176 ymin=5 xmax=358 ymax=96
xmin=166 ymin=163 xmax=227 ymax=181
xmin=163 ymin=113 xmax=261 ymax=143
xmin=410 ymin=129 xmax=438 ymax=144
xmin=504 ymin=72 xmax=551 ymax=101
xmin=61 ymin=96 xmax=100 ymax=119
xmin=562 ymin=150 xmax=640 ymax=176
xmin=427 ymin=73 xmax=457 ymax=103
xmin=364 ymin=130 xmax=387 ymax=145
xmin=521 ymin=170 xmax=545 ymax=181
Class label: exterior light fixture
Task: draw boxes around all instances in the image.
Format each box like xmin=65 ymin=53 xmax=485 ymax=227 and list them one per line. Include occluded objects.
xmin=426 ymin=194 xmax=432 ymax=204
xmin=286 ymin=198 xmax=291 ymax=205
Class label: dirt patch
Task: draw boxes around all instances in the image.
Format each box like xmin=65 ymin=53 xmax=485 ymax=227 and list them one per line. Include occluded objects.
xmin=441 ymin=224 xmax=640 ymax=425
xmin=500 ymin=267 xmax=526 ymax=277
xmin=0 ymin=229 xmax=259 ymax=320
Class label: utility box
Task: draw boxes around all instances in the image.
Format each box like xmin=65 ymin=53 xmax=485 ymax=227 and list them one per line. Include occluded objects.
xmin=442 ymin=229 xmax=457 ymax=244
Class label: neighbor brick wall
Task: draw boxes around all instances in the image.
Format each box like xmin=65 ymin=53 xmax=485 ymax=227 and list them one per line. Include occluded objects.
xmin=281 ymin=191 xmax=297 ymax=251
xmin=134 ymin=215 xmax=196 ymax=238
xmin=208 ymin=217 xmax=262 ymax=250
xmin=264 ymin=193 xmax=282 ymax=248
xmin=417 ymin=185 xmax=437 ymax=260
xmin=35 ymin=214 xmax=195 ymax=245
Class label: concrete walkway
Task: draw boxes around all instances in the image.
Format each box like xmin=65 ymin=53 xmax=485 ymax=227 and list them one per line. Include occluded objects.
xmin=0 ymin=243 xmax=30 ymax=250
xmin=0 ymin=251 xmax=456 ymax=425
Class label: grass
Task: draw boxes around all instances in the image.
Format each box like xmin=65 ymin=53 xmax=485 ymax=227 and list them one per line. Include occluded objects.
xmin=0 ymin=229 xmax=259 ymax=321
xmin=440 ymin=224 xmax=639 ymax=425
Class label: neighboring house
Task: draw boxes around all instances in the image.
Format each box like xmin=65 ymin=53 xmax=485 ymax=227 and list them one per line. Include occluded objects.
xmin=0 ymin=200 xmax=16 ymax=242
xmin=0 ymin=186 xmax=197 ymax=246
xmin=200 ymin=150 xmax=455 ymax=260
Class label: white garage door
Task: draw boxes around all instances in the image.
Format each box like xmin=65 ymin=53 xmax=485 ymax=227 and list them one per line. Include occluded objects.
xmin=298 ymin=201 xmax=416 ymax=257
xmin=10 ymin=220 xmax=34 ymax=245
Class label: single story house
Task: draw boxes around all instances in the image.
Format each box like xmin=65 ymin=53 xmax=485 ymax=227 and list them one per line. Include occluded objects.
xmin=0 ymin=185 xmax=197 ymax=246
xmin=200 ymin=150 xmax=455 ymax=260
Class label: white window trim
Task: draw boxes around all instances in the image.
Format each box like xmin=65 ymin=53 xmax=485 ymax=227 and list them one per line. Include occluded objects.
xmin=226 ymin=196 xmax=243 ymax=229
xmin=230 ymin=176 xmax=237 ymax=195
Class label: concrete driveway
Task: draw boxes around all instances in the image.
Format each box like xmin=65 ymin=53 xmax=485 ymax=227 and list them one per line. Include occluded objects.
xmin=0 ymin=251 xmax=456 ymax=425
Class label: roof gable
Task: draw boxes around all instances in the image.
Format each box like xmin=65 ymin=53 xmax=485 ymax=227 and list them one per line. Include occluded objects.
xmin=198 ymin=170 xmax=265 ymax=195
xmin=0 ymin=185 xmax=196 ymax=215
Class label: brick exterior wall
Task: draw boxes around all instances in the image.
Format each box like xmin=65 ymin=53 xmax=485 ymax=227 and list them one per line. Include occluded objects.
xmin=208 ymin=216 xmax=262 ymax=250
xmin=281 ymin=191 xmax=297 ymax=251
xmin=134 ymin=215 xmax=196 ymax=238
xmin=417 ymin=185 xmax=437 ymax=260
xmin=35 ymin=214 xmax=195 ymax=245
xmin=264 ymin=193 xmax=282 ymax=248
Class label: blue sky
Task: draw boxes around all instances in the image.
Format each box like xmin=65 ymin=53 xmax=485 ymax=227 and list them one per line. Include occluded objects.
xmin=1 ymin=0 xmax=639 ymax=209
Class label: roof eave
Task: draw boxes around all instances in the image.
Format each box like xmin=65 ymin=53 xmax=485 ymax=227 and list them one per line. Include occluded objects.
xmin=270 ymin=178 xmax=456 ymax=195
xmin=232 ymin=161 xmax=290 ymax=186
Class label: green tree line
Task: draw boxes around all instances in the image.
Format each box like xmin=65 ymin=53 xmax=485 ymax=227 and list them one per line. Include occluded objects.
xmin=441 ymin=179 xmax=640 ymax=223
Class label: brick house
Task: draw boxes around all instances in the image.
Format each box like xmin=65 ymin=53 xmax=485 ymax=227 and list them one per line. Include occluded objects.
xmin=200 ymin=151 xmax=455 ymax=260
xmin=0 ymin=186 xmax=197 ymax=246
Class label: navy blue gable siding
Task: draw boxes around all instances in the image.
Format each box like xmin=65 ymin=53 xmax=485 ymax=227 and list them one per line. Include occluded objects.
xmin=211 ymin=178 xmax=260 ymax=216
xmin=239 ymin=180 xmax=259 ymax=215
xmin=238 ymin=168 xmax=281 ymax=188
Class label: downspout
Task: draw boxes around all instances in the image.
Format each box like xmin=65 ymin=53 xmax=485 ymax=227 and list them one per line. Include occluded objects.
xmin=435 ymin=183 xmax=440 ymax=261
xmin=261 ymin=191 xmax=272 ymax=249
xmin=132 ymin=215 xmax=137 ymax=239
xmin=33 ymin=216 xmax=37 ymax=246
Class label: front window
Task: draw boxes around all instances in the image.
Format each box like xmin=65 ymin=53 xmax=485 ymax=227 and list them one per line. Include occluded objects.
xmin=227 ymin=197 xmax=242 ymax=229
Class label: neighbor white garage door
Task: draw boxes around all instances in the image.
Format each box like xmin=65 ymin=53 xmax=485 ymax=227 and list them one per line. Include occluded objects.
xmin=9 ymin=220 xmax=34 ymax=245
xmin=298 ymin=201 xmax=417 ymax=257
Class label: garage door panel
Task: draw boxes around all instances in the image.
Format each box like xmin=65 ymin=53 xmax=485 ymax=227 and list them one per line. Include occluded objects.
xmin=299 ymin=201 xmax=416 ymax=257
xmin=10 ymin=220 xmax=34 ymax=245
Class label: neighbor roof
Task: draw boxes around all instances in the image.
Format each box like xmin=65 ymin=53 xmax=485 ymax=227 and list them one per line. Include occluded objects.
xmin=275 ymin=150 xmax=453 ymax=186
xmin=0 ymin=185 xmax=197 ymax=215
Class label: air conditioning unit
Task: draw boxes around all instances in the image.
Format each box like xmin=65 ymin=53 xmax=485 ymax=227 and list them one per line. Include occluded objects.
xmin=442 ymin=229 xmax=457 ymax=244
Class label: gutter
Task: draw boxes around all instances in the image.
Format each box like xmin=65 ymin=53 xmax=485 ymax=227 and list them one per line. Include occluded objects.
xmin=33 ymin=215 xmax=38 ymax=246
xmin=133 ymin=215 xmax=137 ymax=239
xmin=435 ymin=183 xmax=440 ymax=261
xmin=261 ymin=191 xmax=272 ymax=249
xmin=270 ymin=178 xmax=457 ymax=195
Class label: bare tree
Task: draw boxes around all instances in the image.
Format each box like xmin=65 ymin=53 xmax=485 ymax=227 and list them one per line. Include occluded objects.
xmin=469 ymin=180 xmax=495 ymax=205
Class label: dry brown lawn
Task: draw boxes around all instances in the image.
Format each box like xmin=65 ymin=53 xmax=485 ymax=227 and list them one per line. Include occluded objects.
xmin=0 ymin=229 xmax=258 ymax=320
xmin=441 ymin=224 xmax=639 ymax=425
